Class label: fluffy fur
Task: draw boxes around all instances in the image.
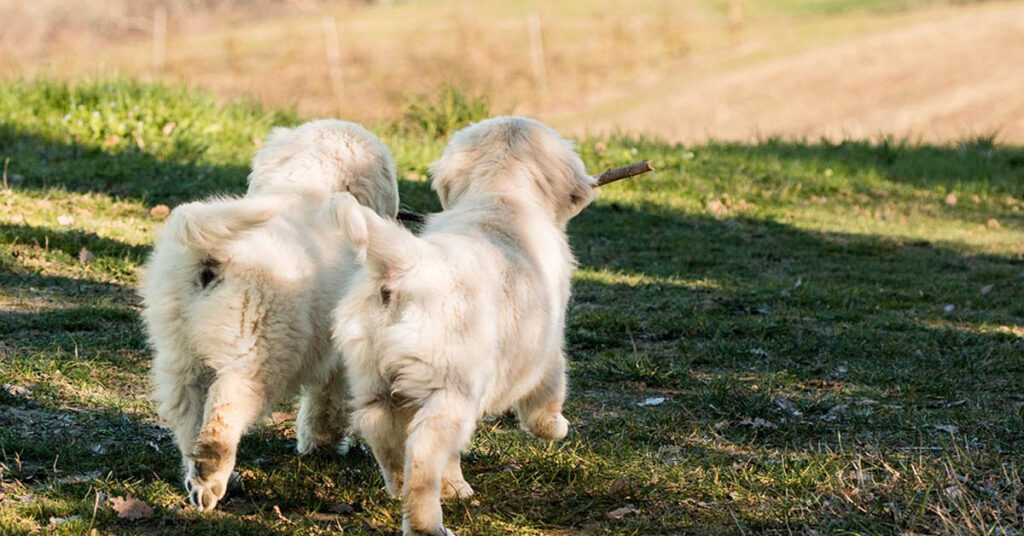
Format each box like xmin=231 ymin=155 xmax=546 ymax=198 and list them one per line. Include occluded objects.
xmin=330 ymin=117 xmax=595 ymax=536
xmin=139 ymin=119 xmax=398 ymax=511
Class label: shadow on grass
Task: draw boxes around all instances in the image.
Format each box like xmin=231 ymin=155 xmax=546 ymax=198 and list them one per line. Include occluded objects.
xmin=568 ymin=202 xmax=1024 ymax=447
xmin=0 ymin=124 xmax=441 ymax=213
xmin=725 ymin=137 xmax=1024 ymax=197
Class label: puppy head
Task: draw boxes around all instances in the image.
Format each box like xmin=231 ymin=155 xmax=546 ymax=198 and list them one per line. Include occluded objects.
xmin=248 ymin=119 xmax=399 ymax=218
xmin=430 ymin=117 xmax=595 ymax=223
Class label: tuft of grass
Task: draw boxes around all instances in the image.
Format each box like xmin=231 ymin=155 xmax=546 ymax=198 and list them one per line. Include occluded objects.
xmin=1 ymin=79 xmax=1022 ymax=535
xmin=399 ymin=85 xmax=494 ymax=139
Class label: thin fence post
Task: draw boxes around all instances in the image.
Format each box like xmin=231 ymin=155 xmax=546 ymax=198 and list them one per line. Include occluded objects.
xmin=152 ymin=6 xmax=167 ymax=78
xmin=323 ymin=14 xmax=345 ymax=99
xmin=527 ymin=10 xmax=550 ymax=106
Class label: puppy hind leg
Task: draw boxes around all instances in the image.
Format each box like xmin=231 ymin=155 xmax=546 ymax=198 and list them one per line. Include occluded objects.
xmin=296 ymin=360 xmax=350 ymax=455
xmin=353 ymin=397 xmax=409 ymax=498
xmin=515 ymin=354 xmax=570 ymax=441
xmin=187 ymin=373 xmax=270 ymax=512
xmin=153 ymin=362 xmax=208 ymax=485
xmin=402 ymin=392 xmax=476 ymax=536
xmin=440 ymin=454 xmax=474 ymax=500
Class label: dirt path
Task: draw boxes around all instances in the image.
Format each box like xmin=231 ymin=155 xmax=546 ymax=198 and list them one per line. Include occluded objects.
xmin=556 ymin=2 xmax=1024 ymax=144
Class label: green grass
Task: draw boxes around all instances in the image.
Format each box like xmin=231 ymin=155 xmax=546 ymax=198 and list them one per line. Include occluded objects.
xmin=1 ymin=79 xmax=1022 ymax=535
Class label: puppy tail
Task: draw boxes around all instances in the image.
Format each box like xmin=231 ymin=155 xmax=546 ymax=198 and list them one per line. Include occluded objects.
xmin=166 ymin=197 xmax=283 ymax=256
xmin=326 ymin=192 xmax=419 ymax=270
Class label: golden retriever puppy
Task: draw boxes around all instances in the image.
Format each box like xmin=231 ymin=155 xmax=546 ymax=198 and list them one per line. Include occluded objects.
xmin=139 ymin=120 xmax=398 ymax=511
xmin=329 ymin=117 xmax=595 ymax=535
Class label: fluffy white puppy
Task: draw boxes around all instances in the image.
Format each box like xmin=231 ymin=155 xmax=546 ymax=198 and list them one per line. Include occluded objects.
xmin=330 ymin=117 xmax=595 ymax=536
xmin=139 ymin=120 xmax=398 ymax=512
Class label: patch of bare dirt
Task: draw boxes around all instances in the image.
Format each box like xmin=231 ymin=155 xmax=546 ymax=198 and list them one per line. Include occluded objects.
xmin=561 ymin=2 xmax=1024 ymax=144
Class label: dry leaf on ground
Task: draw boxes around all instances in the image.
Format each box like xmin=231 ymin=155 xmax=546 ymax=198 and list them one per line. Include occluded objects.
xmin=149 ymin=204 xmax=170 ymax=219
xmin=607 ymin=505 xmax=639 ymax=519
xmin=110 ymin=496 xmax=153 ymax=520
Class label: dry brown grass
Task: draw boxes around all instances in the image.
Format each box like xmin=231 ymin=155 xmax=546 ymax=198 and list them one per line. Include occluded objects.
xmin=2 ymin=0 xmax=1021 ymax=143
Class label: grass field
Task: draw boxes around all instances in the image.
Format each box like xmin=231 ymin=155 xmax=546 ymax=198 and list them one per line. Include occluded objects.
xmin=1 ymin=79 xmax=1023 ymax=535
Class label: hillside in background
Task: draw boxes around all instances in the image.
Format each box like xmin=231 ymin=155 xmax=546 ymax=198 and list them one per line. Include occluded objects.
xmin=3 ymin=0 xmax=1021 ymax=143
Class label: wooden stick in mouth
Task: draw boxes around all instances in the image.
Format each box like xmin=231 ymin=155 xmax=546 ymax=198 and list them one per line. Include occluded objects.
xmin=396 ymin=160 xmax=654 ymax=223
xmin=594 ymin=159 xmax=654 ymax=187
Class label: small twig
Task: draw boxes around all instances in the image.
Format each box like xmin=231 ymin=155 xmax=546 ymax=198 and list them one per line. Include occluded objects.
xmin=394 ymin=160 xmax=654 ymax=223
xmin=595 ymin=159 xmax=654 ymax=187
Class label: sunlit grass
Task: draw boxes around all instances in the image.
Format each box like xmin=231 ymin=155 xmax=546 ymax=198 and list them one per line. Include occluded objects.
xmin=1 ymin=79 xmax=1022 ymax=535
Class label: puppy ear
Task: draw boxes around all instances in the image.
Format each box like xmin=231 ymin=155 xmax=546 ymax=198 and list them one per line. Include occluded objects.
xmin=327 ymin=193 xmax=369 ymax=264
xmin=247 ymin=126 xmax=298 ymax=194
xmin=429 ymin=151 xmax=476 ymax=209
xmin=552 ymin=141 xmax=596 ymax=221
xmin=559 ymin=171 xmax=596 ymax=221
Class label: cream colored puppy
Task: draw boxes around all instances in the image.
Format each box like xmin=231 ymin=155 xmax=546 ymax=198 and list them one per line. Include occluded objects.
xmin=330 ymin=117 xmax=595 ymax=536
xmin=140 ymin=120 xmax=398 ymax=512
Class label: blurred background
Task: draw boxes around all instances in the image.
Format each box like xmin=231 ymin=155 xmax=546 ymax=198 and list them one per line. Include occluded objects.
xmin=2 ymin=0 xmax=1021 ymax=143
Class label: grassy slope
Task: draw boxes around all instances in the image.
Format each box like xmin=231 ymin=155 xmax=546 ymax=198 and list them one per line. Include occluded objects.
xmin=0 ymin=80 xmax=1022 ymax=535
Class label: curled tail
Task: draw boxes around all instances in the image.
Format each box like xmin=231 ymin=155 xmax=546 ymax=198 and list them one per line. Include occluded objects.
xmin=326 ymin=192 xmax=421 ymax=271
xmin=164 ymin=196 xmax=284 ymax=257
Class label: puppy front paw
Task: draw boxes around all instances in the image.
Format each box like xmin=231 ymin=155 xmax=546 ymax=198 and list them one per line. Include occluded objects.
xmin=524 ymin=412 xmax=569 ymax=441
xmin=383 ymin=469 xmax=404 ymax=499
xmin=336 ymin=436 xmax=354 ymax=456
xmin=403 ymin=519 xmax=455 ymax=536
xmin=184 ymin=462 xmax=229 ymax=512
xmin=441 ymin=477 xmax=474 ymax=500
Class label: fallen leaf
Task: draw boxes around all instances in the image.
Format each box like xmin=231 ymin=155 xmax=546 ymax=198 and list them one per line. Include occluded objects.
xmin=110 ymin=496 xmax=153 ymax=520
xmin=943 ymin=484 xmax=963 ymax=499
xmin=980 ymin=284 xmax=994 ymax=295
xmin=593 ymin=141 xmax=607 ymax=155
xmin=927 ymin=399 xmax=967 ymax=409
xmin=932 ymin=423 xmax=958 ymax=434
xmin=272 ymin=504 xmax=292 ymax=524
xmin=609 ymin=478 xmax=632 ymax=497
xmin=637 ymin=397 xmax=666 ymax=407
xmin=713 ymin=419 xmax=730 ymax=430
xmin=329 ymin=502 xmax=354 ymax=515
xmin=986 ymin=218 xmax=1001 ymax=229
xmin=132 ymin=130 xmax=146 ymax=150
xmin=607 ymin=505 xmax=639 ymax=519
xmin=2 ymin=383 xmax=30 ymax=397
xmin=706 ymin=199 xmax=727 ymax=215
xmin=49 ymin=515 xmax=81 ymax=526
xmin=57 ymin=214 xmax=74 ymax=226
xmin=270 ymin=411 xmax=296 ymax=423
xmin=944 ymin=193 xmax=957 ymax=205
xmin=78 ymin=247 xmax=94 ymax=263
xmin=775 ymin=399 xmax=802 ymax=416
xmin=738 ymin=417 xmax=777 ymax=429
xmin=162 ymin=122 xmax=177 ymax=136
xmin=149 ymin=204 xmax=170 ymax=220
xmin=943 ymin=304 xmax=955 ymax=313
